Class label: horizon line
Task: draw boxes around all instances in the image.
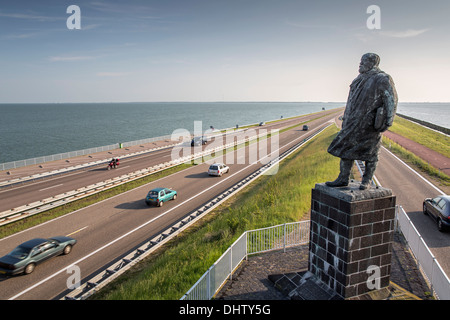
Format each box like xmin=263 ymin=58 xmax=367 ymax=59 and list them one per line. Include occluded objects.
xmin=0 ymin=101 xmax=448 ymax=104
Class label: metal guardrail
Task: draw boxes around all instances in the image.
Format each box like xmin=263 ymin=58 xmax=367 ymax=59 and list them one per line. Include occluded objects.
xmin=0 ymin=130 xmax=247 ymax=189
xmin=354 ymin=161 xmax=449 ymax=300
xmin=182 ymin=157 xmax=450 ymax=301
xmin=0 ymin=139 xmax=183 ymax=189
xmin=396 ymin=205 xmax=450 ymax=300
xmin=0 ymin=134 xmax=175 ymax=172
xmin=0 ymin=131 xmax=254 ymax=226
xmin=0 ymin=110 xmax=324 ymax=172
xmin=2 ymin=123 xmax=329 ymax=226
xmin=61 ymin=123 xmax=332 ymax=300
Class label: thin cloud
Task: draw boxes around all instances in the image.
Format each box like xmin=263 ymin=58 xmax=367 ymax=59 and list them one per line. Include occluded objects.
xmin=87 ymin=1 xmax=160 ymax=20
xmin=49 ymin=56 xmax=96 ymax=62
xmin=3 ymin=32 xmax=40 ymax=39
xmin=285 ymin=20 xmax=338 ymax=30
xmin=96 ymin=72 xmax=130 ymax=77
xmin=380 ymin=28 xmax=430 ymax=38
xmin=0 ymin=11 xmax=62 ymax=22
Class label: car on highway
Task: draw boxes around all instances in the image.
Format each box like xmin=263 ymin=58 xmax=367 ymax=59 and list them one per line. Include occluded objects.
xmin=302 ymin=125 xmax=309 ymax=131
xmin=423 ymin=195 xmax=450 ymax=232
xmin=191 ymin=136 xmax=208 ymax=146
xmin=208 ymin=163 xmax=230 ymax=177
xmin=145 ymin=187 xmax=177 ymax=207
xmin=0 ymin=236 xmax=77 ymax=275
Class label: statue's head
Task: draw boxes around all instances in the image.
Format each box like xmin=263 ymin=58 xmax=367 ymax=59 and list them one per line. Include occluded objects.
xmin=359 ymin=53 xmax=380 ymax=73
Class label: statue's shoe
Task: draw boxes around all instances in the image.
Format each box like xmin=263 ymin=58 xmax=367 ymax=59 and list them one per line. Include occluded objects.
xmin=359 ymin=181 xmax=370 ymax=190
xmin=325 ymin=179 xmax=349 ymax=187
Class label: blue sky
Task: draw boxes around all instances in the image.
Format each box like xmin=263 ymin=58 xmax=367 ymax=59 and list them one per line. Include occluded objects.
xmin=0 ymin=0 xmax=449 ymax=103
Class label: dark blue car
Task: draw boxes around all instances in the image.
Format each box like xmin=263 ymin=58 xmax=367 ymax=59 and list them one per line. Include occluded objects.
xmin=423 ymin=195 xmax=450 ymax=232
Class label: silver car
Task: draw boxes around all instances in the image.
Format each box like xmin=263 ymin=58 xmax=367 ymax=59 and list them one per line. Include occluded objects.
xmin=208 ymin=163 xmax=230 ymax=177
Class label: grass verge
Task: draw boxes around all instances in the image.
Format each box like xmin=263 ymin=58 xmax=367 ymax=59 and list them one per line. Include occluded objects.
xmin=389 ymin=117 xmax=449 ymax=158
xmin=0 ymin=163 xmax=193 ymax=239
xmin=382 ymin=136 xmax=450 ymax=187
xmin=92 ymin=125 xmax=340 ymax=300
xmin=382 ymin=116 xmax=450 ymax=191
xmin=0 ymin=113 xmax=334 ymax=238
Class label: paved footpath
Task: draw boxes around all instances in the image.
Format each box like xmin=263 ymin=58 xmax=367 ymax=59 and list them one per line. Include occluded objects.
xmin=216 ymin=233 xmax=434 ymax=300
xmin=383 ymin=130 xmax=450 ymax=177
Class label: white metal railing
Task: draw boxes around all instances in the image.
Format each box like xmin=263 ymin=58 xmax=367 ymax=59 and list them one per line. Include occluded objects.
xmin=182 ymin=205 xmax=450 ymax=301
xmin=0 ymin=134 xmax=175 ymax=171
xmin=396 ymin=205 xmax=450 ymax=300
xmin=247 ymin=221 xmax=310 ymax=255
xmin=181 ymin=220 xmax=310 ymax=300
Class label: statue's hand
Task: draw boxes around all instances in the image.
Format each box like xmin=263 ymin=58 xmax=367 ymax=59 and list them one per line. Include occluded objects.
xmin=377 ymin=117 xmax=393 ymax=132
xmin=376 ymin=123 xmax=389 ymax=133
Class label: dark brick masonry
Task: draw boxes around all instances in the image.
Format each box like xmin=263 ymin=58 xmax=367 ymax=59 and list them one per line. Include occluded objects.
xmin=309 ymin=182 xmax=396 ymax=299
xmin=216 ymin=181 xmax=434 ymax=301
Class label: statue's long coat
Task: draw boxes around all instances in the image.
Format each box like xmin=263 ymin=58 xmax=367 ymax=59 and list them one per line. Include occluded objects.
xmin=328 ymin=68 xmax=398 ymax=162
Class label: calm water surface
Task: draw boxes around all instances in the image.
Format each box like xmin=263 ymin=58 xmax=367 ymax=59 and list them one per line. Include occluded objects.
xmin=0 ymin=101 xmax=447 ymax=163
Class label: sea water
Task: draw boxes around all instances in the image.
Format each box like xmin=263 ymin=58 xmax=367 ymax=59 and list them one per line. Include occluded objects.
xmin=0 ymin=101 xmax=447 ymax=164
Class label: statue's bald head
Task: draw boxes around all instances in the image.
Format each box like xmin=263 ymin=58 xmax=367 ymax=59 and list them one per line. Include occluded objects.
xmin=359 ymin=53 xmax=380 ymax=73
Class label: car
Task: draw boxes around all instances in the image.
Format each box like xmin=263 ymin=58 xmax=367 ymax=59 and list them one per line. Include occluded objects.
xmin=145 ymin=187 xmax=177 ymax=207
xmin=259 ymin=122 xmax=265 ymax=126
xmin=0 ymin=236 xmax=77 ymax=276
xmin=302 ymin=125 xmax=309 ymax=131
xmin=423 ymin=195 xmax=450 ymax=231
xmin=191 ymin=136 xmax=208 ymax=146
xmin=208 ymin=163 xmax=230 ymax=177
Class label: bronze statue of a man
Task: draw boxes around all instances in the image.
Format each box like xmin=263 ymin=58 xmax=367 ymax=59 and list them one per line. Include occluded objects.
xmin=326 ymin=53 xmax=398 ymax=190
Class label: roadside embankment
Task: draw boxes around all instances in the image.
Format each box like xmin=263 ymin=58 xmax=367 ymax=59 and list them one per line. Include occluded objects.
xmin=92 ymin=125 xmax=341 ymax=300
xmin=383 ymin=116 xmax=450 ymax=190
xmin=397 ymin=113 xmax=449 ymax=135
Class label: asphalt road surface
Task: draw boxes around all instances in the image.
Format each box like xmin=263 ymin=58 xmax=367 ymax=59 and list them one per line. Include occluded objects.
xmin=0 ymin=111 xmax=338 ymax=300
xmin=375 ymin=146 xmax=450 ymax=277
xmin=0 ymin=111 xmax=332 ymax=212
xmin=1 ymin=109 xmax=448 ymax=300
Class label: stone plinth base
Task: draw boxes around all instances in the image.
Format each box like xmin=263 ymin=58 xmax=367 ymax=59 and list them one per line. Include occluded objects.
xmin=309 ymin=182 xmax=396 ymax=299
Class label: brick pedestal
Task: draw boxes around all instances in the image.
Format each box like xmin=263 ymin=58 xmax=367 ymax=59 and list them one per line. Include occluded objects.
xmin=309 ymin=182 xmax=396 ymax=299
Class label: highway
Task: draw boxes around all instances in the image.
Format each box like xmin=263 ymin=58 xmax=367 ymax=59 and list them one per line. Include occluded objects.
xmin=0 ymin=110 xmax=339 ymax=300
xmin=1 ymin=108 xmax=448 ymax=300
xmin=375 ymin=146 xmax=450 ymax=276
xmin=0 ymin=111 xmax=331 ymax=213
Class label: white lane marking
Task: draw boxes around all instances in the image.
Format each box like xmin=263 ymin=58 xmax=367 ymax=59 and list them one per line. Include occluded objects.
xmin=39 ymin=184 xmax=63 ymax=192
xmin=8 ymin=124 xmax=323 ymax=300
xmin=381 ymin=146 xmax=445 ymax=195
xmin=8 ymin=161 xmax=258 ymax=300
